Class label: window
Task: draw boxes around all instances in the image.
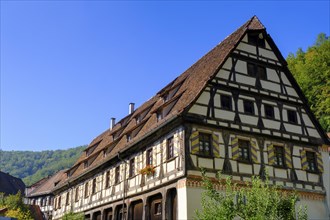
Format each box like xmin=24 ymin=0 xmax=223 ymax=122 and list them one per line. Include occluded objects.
xmin=84 ymin=182 xmax=89 ymax=198
xmin=247 ymin=63 xmax=256 ymax=77
xmin=129 ymin=159 xmax=135 ymax=178
xmin=115 ymin=166 xmax=120 ymax=184
xmin=287 ymin=110 xmax=297 ymax=124
xmin=92 ymin=178 xmax=97 ymax=194
xmin=247 ymin=63 xmax=267 ymax=80
xmin=198 ymin=133 xmax=212 ymax=157
xmin=243 ymin=100 xmax=254 ymax=115
xmin=167 ymin=137 xmax=174 ymax=160
xmin=306 ymin=151 xmax=317 ymax=172
xmin=75 ymin=187 xmax=79 ymax=202
xmin=127 ymin=134 xmax=131 ymax=142
xmin=105 ymin=171 xmax=111 ymax=188
xmin=58 ymin=196 xmax=61 ymax=208
xmin=65 ymin=192 xmax=70 ymax=205
xmin=146 ymin=149 xmax=153 ymax=165
xmin=84 ymin=161 xmax=88 ymax=169
xmin=238 ymin=139 xmax=251 ymax=162
xmin=157 ymin=111 xmax=163 ymax=122
xmin=248 ymin=33 xmax=265 ymax=48
xmin=258 ymin=66 xmax=267 ymax=80
xmin=274 ymin=146 xmax=285 ymax=167
xmin=220 ymin=95 xmax=232 ymax=110
xmin=154 ymin=202 xmax=162 ymax=215
xmin=264 ymin=104 xmax=274 ymax=119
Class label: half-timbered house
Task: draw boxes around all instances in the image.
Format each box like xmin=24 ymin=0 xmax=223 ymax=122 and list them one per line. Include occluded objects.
xmin=52 ymin=16 xmax=330 ymax=220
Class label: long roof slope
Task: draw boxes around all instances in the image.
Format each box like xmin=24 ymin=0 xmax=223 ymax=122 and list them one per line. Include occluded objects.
xmin=57 ymin=16 xmax=266 ymax=187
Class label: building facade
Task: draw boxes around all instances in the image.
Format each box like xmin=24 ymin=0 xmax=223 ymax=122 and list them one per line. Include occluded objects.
xmin=52 ymin=16 xmax=330 ymax=220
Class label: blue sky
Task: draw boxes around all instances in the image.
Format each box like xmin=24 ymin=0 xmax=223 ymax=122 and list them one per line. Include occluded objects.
xmin=1 ymin=1 xmax=329 ymax=151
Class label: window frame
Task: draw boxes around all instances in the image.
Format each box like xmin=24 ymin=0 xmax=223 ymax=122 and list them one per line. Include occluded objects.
xmin=273 ymin=145 xmax=286 ymax=168
xmin=287 ymin=109 xmax=298 ymax=124
xmin=264 ymin=104 xmax=275 ymax=119
xmin=92 ymin=178 xmax=97 ymax=194
xmin=238 ymin=139 xmax=251 ymax=163
xmin=248 ymin=32 xmax=266 ymax=48
xmin=198 ymin=133 xmax=212 ymax=157
xmin=306 ymin=151 xmax=318 ymax=173
xmin=220 ymin=94 xmax=232 ymax=111
xmin=243 ymin=99 xmax=255 ymax=115
xmin=167 ymin=136 xmax=175 ymax=160
xmin=146 ymin=148 xmax=153 ymax=166
xmin=84 ymin=182 xmax=89 ymax=198
xmin=115 ymin=166 xmax=120 ymax=184
xmin=129 ymin=158 xmax=135 ymax=178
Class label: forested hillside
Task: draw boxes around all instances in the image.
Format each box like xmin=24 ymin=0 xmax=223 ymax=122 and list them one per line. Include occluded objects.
xmin=0 ymin=145 xmax=85 ymax=186
xmin=287 ymin=33 xmax=330 ymax=132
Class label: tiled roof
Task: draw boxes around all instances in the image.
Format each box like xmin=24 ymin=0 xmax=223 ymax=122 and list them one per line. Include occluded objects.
xmin=56 ymin=16 xmax=266 ymax=188
xmin=0 ymin=171 xmax=25 ymax=196
xmin=26 ymin=170 xmax=67 ymax=197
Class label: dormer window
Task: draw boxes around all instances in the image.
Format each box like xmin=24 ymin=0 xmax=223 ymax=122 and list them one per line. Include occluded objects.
xmin=163 ymin=93 xmax=169 ymax=102
xmin=136 ymin=115 xmax=141 ymax=124
xmin=248 ymin=32 xmax=265 ymax=48
xmin=84 ymin=161 xmax=89 ymax=169
xmin=157 ymin=111 xmax=163 ymax=122
xmin=127 ymin=134 xmax=131 ymax=142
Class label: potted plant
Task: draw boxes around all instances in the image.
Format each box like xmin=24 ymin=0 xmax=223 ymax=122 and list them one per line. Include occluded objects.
xmin=139 ymin=165 xmax=156 ymax=176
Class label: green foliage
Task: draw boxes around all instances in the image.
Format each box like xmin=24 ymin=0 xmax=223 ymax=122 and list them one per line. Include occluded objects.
xmin=195 ymin=170 xmax=307 ymax=220
xmin=0 ymin=192 xmax=33 ymax=220
xmin=62 ymin=211 xmax=85 ymax=220
xmin=0 ymin=145 xmax=85 ymax=186
xmin=287 ymin=33 xmax=330 ymax=132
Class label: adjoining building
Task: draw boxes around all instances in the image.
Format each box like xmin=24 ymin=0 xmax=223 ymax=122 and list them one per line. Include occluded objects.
xmin=25 ymin=170 xmax=67 ymax=220
xmin=0 ymin=171 xmax=25 ymax=196
xmin=51 ymin=16 xmax=330 ymax=220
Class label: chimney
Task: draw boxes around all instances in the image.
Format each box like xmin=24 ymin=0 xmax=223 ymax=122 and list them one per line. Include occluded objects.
xmin=129 ymin=103 xmax=135 ymax=114
xmin=110 ymin=118 xmax=116 ymax=130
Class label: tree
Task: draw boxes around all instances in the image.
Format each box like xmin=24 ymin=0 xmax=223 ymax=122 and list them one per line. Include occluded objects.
xmin=0 ymin=192 xmax=33 ymax=220
xmin=195 ymin=170 xmax=307 ymax=220
xmin=62 ymin=211 xmax=85 ymax=220
xmin=287 ymin=33 xmax=330 ymax=132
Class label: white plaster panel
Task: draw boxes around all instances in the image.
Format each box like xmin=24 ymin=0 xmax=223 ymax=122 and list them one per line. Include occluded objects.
xmin=293 ymin=157 xmax=302 ymax=169
xmin=167 ymin=159 xmax=176 ymax=172
xmin=253 ymin=164 xmax=260 ymax=174
xmin=285 ymin=87 xmax=299 ymax=97
xmin=286 ymin=182 xmax=293 ymax=188
xmin=266 ymin=68 xmax=280 ymax=82
xmin=284 ymin=123 xmax=302 ymax=134
xmin=231 ymin=160 xmax=237 ymax=172
xmin=216 ymin=69 xmax=230 ymax=80
xmin=261 ymin=81 xmax=281 ymax=93
xmin=306 ymin=128 xmax=321 ymax=138
xmin=214 ymin=158 xmax=223 ymax=170
xmin=188 ymin=105 xmax=207 ymax=115
xmin=263 ymin=119 xmax=281 ymax=130
xmin=215 ymin=109 xmax=235 ymax=121
xmin=274 ymin=168 xmax=287 ymax=179
xmin=296 ymin=170 xmax=307 ymax=181
xmin=197 ymin=91 xmax=210 ymax=105
xmin=238 ymin=163 xmax=253 ymax=174
xmin=240 ymin=115 xmax=258 ymax=125
xmin=235 ymin=60 xmax=247 ymax=73
xmin=222 ymin=58 xmax=232 ymax=70
xmin=266 ymin=166 xmax=274 ymax=177
xmin=214 ymin=94 xmax=220 ymax=107
xmin=259 ymin=48 xmax=278 ymax=60
xmin=236 ymin=74 xmax=256 ymax=85
xmin=198 ymin=157 xmax=214 ymax=169
xmin=307 ymin=173 xmax=319 ymax=183
xmin=293 ymin=146 xmax=302 ymax=156
xmin=241 ymin=34 xmax=248 ymax=42
xmin=281 ymin=72 xmax=291 ymax=85
xmin=236 ymin=42 xmax=257 ymax=54
xmin=302 ymin=113 xmax=314 ymax=127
